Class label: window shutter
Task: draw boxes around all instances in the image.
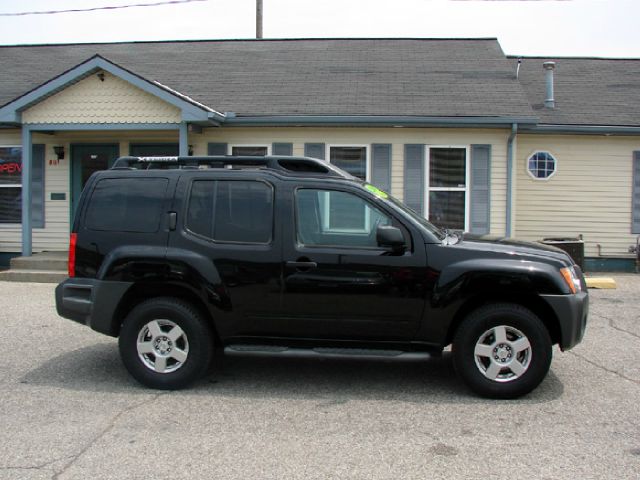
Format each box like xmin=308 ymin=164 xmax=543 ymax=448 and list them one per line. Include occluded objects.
xmin=633 ymin=151 xmax=640 ymax=234
xmin=32 ymin=144 xmax=45 ymax=229
xmin=470 ymin=144 xmax=491 ymax=235
xmin=403 ymin=144 xmax=424 ymax=215
xmin=272 ymin=143 xmax=293 ymax=156
xmin=207 ymin=143 xmax=228 ymax=155
xmin=371 ymin=144 xmax=391 ymax=192
xmin=304 ymin=143 xmax=325 ymax=160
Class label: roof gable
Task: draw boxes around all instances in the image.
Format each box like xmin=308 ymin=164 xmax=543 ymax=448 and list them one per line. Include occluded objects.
xmin=0 ymin=54 xmax=222 ymax=124
xmin=22 ymin=70 xmax=182 ymax=124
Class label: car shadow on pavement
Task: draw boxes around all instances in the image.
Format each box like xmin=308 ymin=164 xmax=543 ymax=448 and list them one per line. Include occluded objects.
xmin=20 ymin=342 xmax=564 ymax=403
xmin=19 ymin=342 xmax=147 ymax=395
xmin=195 ymin=354 xmax=564 ymax=404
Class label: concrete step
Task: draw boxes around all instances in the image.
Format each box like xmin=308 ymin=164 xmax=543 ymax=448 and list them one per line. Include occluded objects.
xmin=0 ymin=269 xmax=68 ymax=284
xmin=10 ymin=252 xmax=68 ymax=271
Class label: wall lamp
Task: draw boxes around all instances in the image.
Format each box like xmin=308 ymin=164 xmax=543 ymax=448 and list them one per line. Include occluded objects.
xmin=53 ymin=146 xmax=65 ymax=160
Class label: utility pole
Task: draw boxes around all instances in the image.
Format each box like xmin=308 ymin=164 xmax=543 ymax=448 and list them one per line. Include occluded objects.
xmin=256 ymin=0 xmax=263 ymax=39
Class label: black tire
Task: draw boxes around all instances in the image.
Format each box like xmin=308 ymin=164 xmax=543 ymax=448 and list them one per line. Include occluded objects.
xmin=452 ymin=303 xmax=552 ymax=399
xmin=118 ymin=297 xmax=213 ymax=390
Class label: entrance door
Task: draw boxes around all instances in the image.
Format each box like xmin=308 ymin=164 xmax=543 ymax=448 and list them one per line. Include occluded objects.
xmin=71 ymin=144 xmax=119 ymax=218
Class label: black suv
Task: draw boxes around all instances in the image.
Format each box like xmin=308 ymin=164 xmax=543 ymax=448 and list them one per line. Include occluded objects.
xmin=56 ymin=155 xmax=588 ymax=398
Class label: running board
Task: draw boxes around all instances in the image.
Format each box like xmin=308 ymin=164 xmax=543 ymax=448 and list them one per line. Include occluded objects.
xmin=224 ymin=344 xmax=431 ymax=361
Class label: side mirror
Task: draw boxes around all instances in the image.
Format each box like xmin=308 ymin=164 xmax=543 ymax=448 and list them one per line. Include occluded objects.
xmin=376 ymin=225 xmax=406 ymax=253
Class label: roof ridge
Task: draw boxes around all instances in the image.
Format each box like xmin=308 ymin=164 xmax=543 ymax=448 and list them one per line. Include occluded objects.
xmin=0 ymin=37 xmax=499 ymax=48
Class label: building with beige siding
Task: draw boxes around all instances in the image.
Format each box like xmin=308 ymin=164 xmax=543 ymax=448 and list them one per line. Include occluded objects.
xmin=0 ymin=39 xmax=638 ymax=271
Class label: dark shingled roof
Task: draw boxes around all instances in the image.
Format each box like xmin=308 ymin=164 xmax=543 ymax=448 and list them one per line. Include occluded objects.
xmin=0 ymin=38 xmax=536 ymax=119
xmin=513 ymin=56 xmax=640 ymax=127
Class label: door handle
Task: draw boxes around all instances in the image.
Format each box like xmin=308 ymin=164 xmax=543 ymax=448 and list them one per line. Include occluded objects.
xmin=286 ymin=260 xmax=317 ymax=270
xmin=168 ymin=212 xmax=177 ymax=231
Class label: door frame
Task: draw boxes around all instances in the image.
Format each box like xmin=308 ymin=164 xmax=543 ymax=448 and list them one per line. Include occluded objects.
xmin=70 ymin=143 xmax=120 ymax=220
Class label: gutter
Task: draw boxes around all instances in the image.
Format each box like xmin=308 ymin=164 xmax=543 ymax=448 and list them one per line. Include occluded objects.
xmin=519 ymin=124 xmax=640 ymax=135
xmin=506 ymin=123 xmax=518 ymax=238
xmin=222 ymin=115 xmax=538 ymax=128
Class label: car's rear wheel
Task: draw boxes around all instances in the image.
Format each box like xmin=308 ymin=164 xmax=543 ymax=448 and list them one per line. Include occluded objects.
xmin=118 ymin=297 xmax=213 ymax=390
xmin=452 ymin=303 xmax=552 ymax=399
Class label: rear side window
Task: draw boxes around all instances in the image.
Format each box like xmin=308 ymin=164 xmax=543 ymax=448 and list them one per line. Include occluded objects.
xmin=186 ymin=180 xmax=273 ymax=244
xmin=85 ymin=178 xmax=168 ymax=233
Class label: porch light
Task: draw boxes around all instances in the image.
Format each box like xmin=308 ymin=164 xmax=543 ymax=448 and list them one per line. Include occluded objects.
xmin=53 ymin=146 xmax=65 ymax=160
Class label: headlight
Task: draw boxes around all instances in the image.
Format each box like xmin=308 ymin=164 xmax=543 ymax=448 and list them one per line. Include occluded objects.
xmin=560 ymin=266 xmax=582 ymax=294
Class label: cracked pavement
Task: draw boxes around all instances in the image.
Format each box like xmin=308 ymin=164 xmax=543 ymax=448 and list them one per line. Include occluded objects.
xmin=0 ymin=279 xmax=638 ymax=479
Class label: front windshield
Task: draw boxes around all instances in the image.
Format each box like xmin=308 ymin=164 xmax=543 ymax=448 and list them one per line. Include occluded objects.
xmin=363 ymin=183 xmax=446 ymax=241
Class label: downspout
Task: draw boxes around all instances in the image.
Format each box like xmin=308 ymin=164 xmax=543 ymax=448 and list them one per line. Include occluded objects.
xmin=506 ymin=123 xmax=518 ymax=238
xmin=21 ymin=126 xmax=32 ymax=256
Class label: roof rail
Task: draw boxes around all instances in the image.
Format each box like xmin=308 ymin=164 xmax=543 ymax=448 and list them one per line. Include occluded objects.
xmin=110 ymin=155 xmax=354 ymax=179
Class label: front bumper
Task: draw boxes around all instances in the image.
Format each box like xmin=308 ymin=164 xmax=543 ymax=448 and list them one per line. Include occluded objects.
xmin=540 ymin=291 xmax=589 ymax=350
xmin=55 ymin=278 xmax=133 ymax=337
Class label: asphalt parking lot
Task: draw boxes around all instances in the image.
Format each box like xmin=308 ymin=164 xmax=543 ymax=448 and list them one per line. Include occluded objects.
xmin=0 ymin=279 xmax=639 ymax=480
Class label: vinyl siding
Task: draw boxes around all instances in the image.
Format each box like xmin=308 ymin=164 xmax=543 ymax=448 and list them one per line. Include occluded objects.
xmin=0 ymin=126 xmax=511 ymax=253
xmin=515 ymin=134 xmax=640 ymax=257
xmin=22 ymin=72 xmax=181 ymax=124
xmin=195 ymin=127 xmax=510 ymax=236
xmin=0 ymin=129 xmax=180 ymax=252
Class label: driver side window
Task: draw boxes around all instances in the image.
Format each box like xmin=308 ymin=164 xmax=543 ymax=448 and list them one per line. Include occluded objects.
xmin=295 ymin=189 xmax=392 ymax=248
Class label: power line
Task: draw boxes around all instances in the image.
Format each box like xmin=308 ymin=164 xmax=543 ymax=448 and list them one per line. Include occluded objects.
xmin=0 ymin=0 xmax=209 ymax=17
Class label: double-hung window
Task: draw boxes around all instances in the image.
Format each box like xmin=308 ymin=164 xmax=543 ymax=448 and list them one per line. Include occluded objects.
xmin=329 ymin=146 xmax=367 ymax=181
xmin=324 ymin=146 xmax=369 ymax=231
xmin=426 ymin=147 xmax=469 ymax=231
xmin=231 ymin=145 xmax=270 ymax=156
xmin=0 ymin=146 xmax=23 ymax=224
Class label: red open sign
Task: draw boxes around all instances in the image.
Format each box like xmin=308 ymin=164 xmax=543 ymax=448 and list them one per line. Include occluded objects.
xmin=0 ymin=162 xmax=21 ymax=174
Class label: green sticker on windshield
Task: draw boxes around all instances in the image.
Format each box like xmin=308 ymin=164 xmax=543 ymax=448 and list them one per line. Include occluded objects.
xmin=365 ymin=184 xmax=389 ymax=199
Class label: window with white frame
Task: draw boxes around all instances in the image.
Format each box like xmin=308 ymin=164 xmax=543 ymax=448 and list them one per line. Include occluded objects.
xmin=426 ymin=147 xmax=468 ymax=231
xmin=527 ymin=151 xmax=557 ymax=179
xmin=231 ymin=145 xmax=269 ymax=156
xmin=0 ymin=146 xmax=22 ymax=224
xmin=329 ymin=146 xmax=367 ymax=181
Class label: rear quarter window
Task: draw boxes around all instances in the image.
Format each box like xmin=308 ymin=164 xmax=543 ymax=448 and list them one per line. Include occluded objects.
xmin=186 ymin=179 xmax=274 ymax=244
xmin=85 ymin=177 xmax=168 ymax=233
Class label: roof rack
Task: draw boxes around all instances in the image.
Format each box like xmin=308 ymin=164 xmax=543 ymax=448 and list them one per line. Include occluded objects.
xmin=111 ymin=155 xmax=354 ymax=179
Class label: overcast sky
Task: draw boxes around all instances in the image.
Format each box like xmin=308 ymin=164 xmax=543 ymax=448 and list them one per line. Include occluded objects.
xmin=0 ymin=0 xmax=637 ymax=57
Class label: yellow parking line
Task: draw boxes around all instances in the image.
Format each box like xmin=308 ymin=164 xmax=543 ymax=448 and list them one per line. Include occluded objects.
xmin=585 ymin=277 xmax=617 ymax=289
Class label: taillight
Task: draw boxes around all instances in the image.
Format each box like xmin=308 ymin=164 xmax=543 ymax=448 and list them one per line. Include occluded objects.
xmin=68 ymin=233 xmax=77 ymax=277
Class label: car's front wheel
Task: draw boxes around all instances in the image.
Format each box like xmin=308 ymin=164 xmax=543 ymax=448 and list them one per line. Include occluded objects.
xmin=452 ymin=303 xmax=552 ymax=399
xmin=118 ymin=297 xmax=213 ymax=390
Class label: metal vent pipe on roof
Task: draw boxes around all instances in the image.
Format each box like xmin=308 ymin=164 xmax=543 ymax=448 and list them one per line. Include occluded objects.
xmin=256 ymin=0 xmax=263 ymax=39
xmin=543 ymin=61 xmax=556 ymax=109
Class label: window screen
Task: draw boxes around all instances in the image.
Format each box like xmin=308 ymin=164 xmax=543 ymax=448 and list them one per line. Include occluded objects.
xmin=187 ymin=180 xmax=273 ymax=244
xmin=427 ymin=147 xmax=467 ymax=230
xmin=85 ymin=178 xmax=168 ymax=232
